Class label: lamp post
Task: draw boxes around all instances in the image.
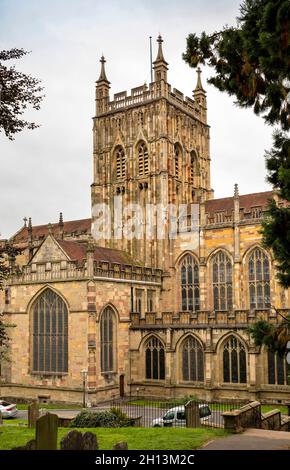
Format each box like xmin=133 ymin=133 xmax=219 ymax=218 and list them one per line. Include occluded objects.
xmin=81 ymin=369 xmax=88 ymax=409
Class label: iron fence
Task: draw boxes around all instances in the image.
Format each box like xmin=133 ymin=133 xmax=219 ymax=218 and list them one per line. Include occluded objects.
xmin=99 ymin=397 xmax=247 ymax=429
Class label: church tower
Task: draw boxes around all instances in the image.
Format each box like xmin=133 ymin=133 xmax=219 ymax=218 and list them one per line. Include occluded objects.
xmin=91 ymin=37 xmax=213 ymax=269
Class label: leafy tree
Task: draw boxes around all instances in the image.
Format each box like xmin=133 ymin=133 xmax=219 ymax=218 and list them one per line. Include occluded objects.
xmin=183 ymin=0 xmax=290 ymax=351
xmin=0 ymin=48 xmax=44 ymax=140
xmin=0 ymin=243 xmax=20 ymax=362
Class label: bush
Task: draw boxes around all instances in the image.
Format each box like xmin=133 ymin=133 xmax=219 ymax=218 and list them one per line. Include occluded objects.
xmin=70 ymin=409 xmax=136 ymax=428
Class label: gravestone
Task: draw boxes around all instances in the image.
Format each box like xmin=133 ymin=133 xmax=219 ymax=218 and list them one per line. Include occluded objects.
xmin=185 ymin=400 xmax=201 ymax=428
xmin=36 ymin=413 xmax=58 ymax=450
xmin=12 ymin=439 xmax=36 ymax=450
xmin=0 ymin=412 xmax=2 ymax=426
xmin=112 ymin=441 xmax=128 ymax=450
xmin=60 ymin=430 xmax=98 ymax=450
xmin=28 ymin=401 xmax=40 ymax=428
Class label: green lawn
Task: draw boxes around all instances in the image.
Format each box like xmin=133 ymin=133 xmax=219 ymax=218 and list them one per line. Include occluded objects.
xmin=15 ymin=404 xmax=82 ymax=410
xmin=0 ymin=425 xmax=228 ymax=450
xmin=261 ymin=405 xmax=288 ymax=415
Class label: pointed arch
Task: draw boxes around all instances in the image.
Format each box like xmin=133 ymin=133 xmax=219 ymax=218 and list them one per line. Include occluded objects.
xmin=178 ymin=334 xmax=204 ymax=382
xmin=136 ymin=140 xmax=149 ymax=176
xmin=219 ymin=334 xmax=247 ymax=384
xmin=211 ymin=249 xmax=233 ymax=311
xmin=246 ymin=246 xmax=271 ymax=309
xmin=31 ymin=287 xmax=68 ymax=374
xmin=190 ymin=150 xmax=200 ymax=184
xmin=144 ymin=335 xmax=165 ymax=380
xmin=179 ymin=253 xmax=200 ymax=312
xmin=100 ymin=305 xmax=118 ymax=373
xmin=113 ymin=145 xmax=126 ymax=179
xmin=174 ymin=142 xmax=182 ymax=178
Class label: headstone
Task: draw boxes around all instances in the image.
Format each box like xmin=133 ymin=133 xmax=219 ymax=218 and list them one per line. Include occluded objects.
xmin=112 ymin=441 xmax=128 ymax=450
xmin=36 ymin=413 xmax=58 ymax=450
xmin=12 ymin=439 xmax=36 ymax=450
xmin=185 ymin=400 xmax=201 ymax=428
xmin=0 ymin=412 xmax=3 ymax=426
xmin=60 ymin=430 xmax=98 ymax=450
xmin=28 ymin=401 xmax=40 ymax=428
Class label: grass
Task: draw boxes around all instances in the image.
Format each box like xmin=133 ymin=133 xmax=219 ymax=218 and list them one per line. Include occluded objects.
xmin=15 ymin=404 xmax=82 ymax=410
xmin=261 ymin=405 xmax=288 ymax=415
xmin=0 ymin=425 xmax=228 ymax=450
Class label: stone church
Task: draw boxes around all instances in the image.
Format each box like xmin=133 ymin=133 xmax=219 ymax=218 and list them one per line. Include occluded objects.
xmin=1 ymin=36 xmax=289 ymax=405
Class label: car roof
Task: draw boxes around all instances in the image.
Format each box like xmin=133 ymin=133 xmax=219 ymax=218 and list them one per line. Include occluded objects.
xmin=166 ymin=403 xmax=210 ymax=413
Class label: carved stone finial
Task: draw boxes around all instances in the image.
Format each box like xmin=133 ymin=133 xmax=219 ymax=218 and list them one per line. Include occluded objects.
xmin=234 ymin=183 xmax=239 ymax=198
xmin=59 ymin=212 xmax=64 ymax=227
xmin=195 ymin=67 xmax=205 ymax=92
xmin=97 ymin=55 xmax=110 ymax=83
xmin=23 ymin=217 xmax=28 ymax=228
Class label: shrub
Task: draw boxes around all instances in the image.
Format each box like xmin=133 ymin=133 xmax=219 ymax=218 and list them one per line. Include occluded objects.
xmin=70 ymin=409 xmax=136 ymax=428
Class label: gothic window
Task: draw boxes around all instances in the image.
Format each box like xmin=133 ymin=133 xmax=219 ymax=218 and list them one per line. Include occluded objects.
xmin=100 ymin=306 xmax=116 ymax=373
xmin=32 ymin=289 xmax=68 ymax=374
xmin=145 ymin=336 xmax=165 ymax=380
xmin=181 ymin=254 xmax=200 ymax=311
xmin=174 ymin=143 xmax=182 ymax=178
xmin=268 ymin=350 xmax=290 ymax=385
xmin=147 ymin=290 xmax=155 ymax=312
xmin=190 ymin=151 xmax=199 ymax=184
xmin=182 ymin=336 xmax=204 ymax=382
xmin=212 ymin=251 xmax=233 ymax=311
xmin=138 ymin=141 xmax=149 ymax=176
xmin=248 ymin=248 xmax=271 ymax=309
xmin=223 ymin=336 xmax=247 ymax=384
xmin=135 ymin=289 xmax=143 ymax=314
xmin=115 ymin=146 xmax=126 ymax=179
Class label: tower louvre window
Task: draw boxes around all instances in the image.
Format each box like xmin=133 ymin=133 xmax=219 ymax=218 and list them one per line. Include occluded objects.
xmin=138 ymin=141 xmax=149 ymax=176
xmin=190 ymin=150 xmax=199 ymax=184
xmin=115 ymin=147 xmax=126 ymax=179
xmin=174 ymin=143 xmax=181 ymax=178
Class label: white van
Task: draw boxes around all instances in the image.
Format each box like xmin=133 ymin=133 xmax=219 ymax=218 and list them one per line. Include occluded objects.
xmin=151 ymin=404 xmax=211 ymax=427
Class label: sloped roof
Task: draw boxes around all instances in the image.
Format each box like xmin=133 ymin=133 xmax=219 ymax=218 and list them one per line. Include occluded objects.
xmin=56 ymin=239 xmax=135 ymax=265
xmin=204 ymin=191 xmax=274 ymax=216
xmin=11 ymin=218 xmax=91 ymax=243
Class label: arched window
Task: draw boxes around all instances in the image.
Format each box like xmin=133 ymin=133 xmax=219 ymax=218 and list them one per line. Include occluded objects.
xmin=212 ymin=251 xmax=233 ymax=311
xmin=174 ymin=143 xmax=181 ymax=178
xmin=248 ymin=248 xmax=271 ymax=309
xmin=145 ymin=336 xmax=165 ymax=380
xmin=32 ymin=289 xmax=68 ymax=374
xmin=137 ymin=141 xmax=149 ymax=176
xmin=100 ymin=306 xmax=116 ymax=373
xmin=223 ymin=336 xmax=247 ymax=383
xmin=115 ymin=146 xmax=126 ymax=179
xmin=181 ymin=254 xmax=200 ymax=311
xmin=190 ymin=151 xmax=199 ymax=184
xmin=268 ymin=350 xmax=290 ymax=385
xmin=182 ymin=336 xmax=204 ymax=382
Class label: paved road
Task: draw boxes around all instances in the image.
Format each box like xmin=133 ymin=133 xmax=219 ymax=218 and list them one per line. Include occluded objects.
xmin=202 ymin=428 xmax=290 ymax=450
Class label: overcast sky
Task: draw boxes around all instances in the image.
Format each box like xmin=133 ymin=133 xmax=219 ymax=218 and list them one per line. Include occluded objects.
xmin=0 ymin=0 xmax=272 ymax=239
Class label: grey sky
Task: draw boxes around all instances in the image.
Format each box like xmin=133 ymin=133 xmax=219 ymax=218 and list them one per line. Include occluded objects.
xmin=0 ymin=0 xmax=272 ymax=239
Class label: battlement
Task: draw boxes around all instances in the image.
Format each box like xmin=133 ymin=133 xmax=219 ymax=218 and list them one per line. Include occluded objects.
xmin=130 ymin=309 xmax=288 ymax=328
xmin=98 ymin=81 xmax=202 ymax=121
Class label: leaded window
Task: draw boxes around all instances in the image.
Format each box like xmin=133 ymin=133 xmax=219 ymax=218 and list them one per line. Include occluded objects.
xmin=248 ymin=248 xmax=271 ymax=309
xmin=32 ymin=289 xmax=68 ymax=374
xmin=100 ymin=307 xmax=116 ymax=373
xmin=268 ymin=351 xmax=290 ymax=385
xmin=145 ymin=336 xmax=165 ymax=380
xmin=181 ymin=255 xmax=200 ymax=311
xmin=115 ymin=147 xmax=126 ymax=179
xmin=182 ymin=336 xmax=204 ymax=382
xmin=138 ymin=141 xmax=149 ymax=176
xmin=223 ymin=336 xmax=247 ymax=383
xmin=212 ymin=251 xmax=233 ymax=311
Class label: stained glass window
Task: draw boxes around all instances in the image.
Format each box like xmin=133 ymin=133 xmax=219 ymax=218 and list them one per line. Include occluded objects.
xmin=32 ymin=289 xmax=68 ymax=374
xmin=182 ymin=336 xmax=204 ymax=382
xmin=223 ymin=336 xmax=247 ymax=383
xmin=212 ymin=251 xmax=233 ymax=310
xmin=181 ymin=255 xmax=200 ymax=311
xmin=268 ymin=351 xmax=290 ymax=385
xmin=100 ymin=307 xmax=116 ymax=373
xmin=145 ymin=336 xmax=165 ymax=380
xmin=248 ymin=248 xmax=271 ymax=309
